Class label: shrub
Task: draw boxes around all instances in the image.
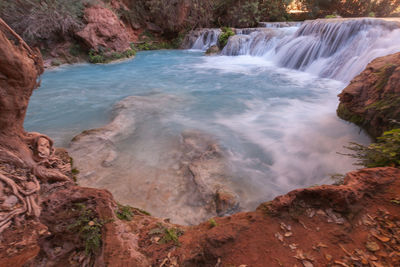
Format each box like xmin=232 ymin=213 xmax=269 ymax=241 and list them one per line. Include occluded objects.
xmin=88 ymin=49 xmax=106 ymax=64
xmin=209 ymin=218 xmax=218 ymax=227
xmin=148 ymin=223 xmax=184 ymax=246
xmin=344 ymin=129 xmax=400 ymax=168
xmin=89 ymin=48 xmax=135 ymax=64
xmin=68 ymin=203 xmax=105 ymax=255
xmin=115 ymin=204 xmax=134 ymax=221
xmin=0 ymin=0 xmax=85 ymax=45
xmin=218 ymin=27 xmax=235 ymax=48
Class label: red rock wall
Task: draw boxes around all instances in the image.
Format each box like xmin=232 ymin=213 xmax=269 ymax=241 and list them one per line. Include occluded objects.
xmin=338 ymin=52 xmax=400 ymax=138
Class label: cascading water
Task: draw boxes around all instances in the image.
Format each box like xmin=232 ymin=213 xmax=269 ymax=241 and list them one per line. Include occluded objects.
xmin=26 ymin=18 xmax=399 ymax=225
xmin=182 ymin=28 xmax=222 ymax=51
xmin=190 ymin=18 xmax=400 ymax=82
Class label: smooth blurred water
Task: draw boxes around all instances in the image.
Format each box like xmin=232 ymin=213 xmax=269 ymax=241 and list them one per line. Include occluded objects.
xmin=25 ymin=50 xmax=369 ymax=224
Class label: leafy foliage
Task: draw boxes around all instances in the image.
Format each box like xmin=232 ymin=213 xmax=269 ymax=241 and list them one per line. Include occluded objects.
xmin=148 ymin=223 xmax=184 ymax=246
xmin=218 ymin=27 xmax=235 ymax=48
xmin=209 ymin=218 xmax=218 ymax=227
xmin=115 ymin=203 xmax=134 ymax=221
xmin=344 ymin=129 xmax=400 ymax=168
xmin=88 ymin=48 xmax=136 ymax=64
xmin=68 ymin=203 xmax=105 ymax=255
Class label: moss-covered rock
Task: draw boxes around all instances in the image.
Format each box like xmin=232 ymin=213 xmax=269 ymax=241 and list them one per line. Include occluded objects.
xmin=337 ymin=52 xmax=400 ymax=138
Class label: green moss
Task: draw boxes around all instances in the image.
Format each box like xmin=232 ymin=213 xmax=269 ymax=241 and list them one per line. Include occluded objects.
xmin=148 ymin=223 xmax=184 ymax=246
xmin=209 ymin=218 xmax=217 ymax=227
xmin=337 ymin=103 xmax=365 ymax=126
xmin=133 ymin=41 xmax=175 ymax=51
xmin=135 ymin=208 xmax=151 ymax=216
xmin=68 ymin=203 xmax=106 ymax=255
xmin=373 ymin=64 xmax=396 ymax=92
xmin=71 ymin=168 xmax=80 ymax=175
xmin=218 ymin=27 xmax=235 ymax=49
xmin=115 ymin=203 xmax=134 ymax=221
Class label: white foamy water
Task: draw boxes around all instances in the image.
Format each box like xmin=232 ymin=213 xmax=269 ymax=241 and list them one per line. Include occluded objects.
xmin=190 ymin=18 xmax=400 ymax=82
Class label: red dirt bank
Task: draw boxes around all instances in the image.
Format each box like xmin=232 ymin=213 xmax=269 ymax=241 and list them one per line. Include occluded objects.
xmin=0 ymin=20 xmax=400 ymax=267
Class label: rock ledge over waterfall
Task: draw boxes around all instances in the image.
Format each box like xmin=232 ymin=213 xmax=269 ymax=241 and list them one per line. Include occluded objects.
xmin=338 ymin=52 xmax=400 ymax=138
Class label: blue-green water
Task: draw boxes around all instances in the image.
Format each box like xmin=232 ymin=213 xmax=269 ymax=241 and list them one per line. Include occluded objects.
xmin=25 ymin=50 xmax=369 ymax=224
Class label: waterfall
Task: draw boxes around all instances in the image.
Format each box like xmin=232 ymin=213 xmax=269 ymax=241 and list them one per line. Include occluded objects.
xmin=276 ymin=18 xmax=400 ymax=81
xmin=182 ymin=28 xmax=222 ymax=51
xmin=186 ymin=18 xmax=400 ymax=82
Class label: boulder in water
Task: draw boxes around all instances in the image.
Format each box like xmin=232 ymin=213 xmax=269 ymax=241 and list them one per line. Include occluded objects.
xmin=205 ymin=45 xmax=220 ymax=56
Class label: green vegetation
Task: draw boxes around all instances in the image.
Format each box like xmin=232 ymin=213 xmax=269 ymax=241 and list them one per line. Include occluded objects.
xmin=69 ymin=43 xmax=83 ymax=57
xmin=71 ymin=168 xmax=80 ymax=175
xmin=135 ymin=208 xmax=151 ymax=216
xmin=115 ymin=203 xmax=134 ymax=221
xmin=337 ymin=103 xmax=365 ymax=126
xmin=325 ymin=14 xmax=340 ymax=19
xmin=209 ymin=218 xmax=218 ymax=227
xmin=148 ymin=223 xmax=184 ymax=246
xmin=68 ymin=203 xmax=106 ymax=255
xmin=218 ymin=27 xmax=235 ymax=48
xmin=344 ymin=129 xmax=400 ymax=168
xmin=373 ymin=64 xmax=396 ymax=92
xmin=88 ymin=48 xmax=136 ymax=64
xmin=2 ymin=0 xmax=399 ymax=49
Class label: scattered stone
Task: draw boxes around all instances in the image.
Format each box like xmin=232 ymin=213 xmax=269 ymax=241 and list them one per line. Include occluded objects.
xmin=275 ymin=232 xmax=284 ymax=242
xmin=280 ymin=222 xmax=292 ymax=231
xmin=284 ymin=232 xmax=293 ymax=237
xmin=325 ymin=209 xmax=345 ymax=224
xmin=306 ymin=208 xmax=315 ymax=218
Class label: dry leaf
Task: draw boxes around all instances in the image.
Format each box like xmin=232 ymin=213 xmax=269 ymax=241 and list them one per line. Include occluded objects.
xmin=302 ymin=260 xmax=313 ymax=267
xmin=371 ymin=230 xmax=390 ymax=242
xmin=366 ymin=241 xmax=380 ymax=252
xmin=334 ymin=260 xmax=350 ymax=267
xmin=325 ymin=254 xmax=332 ymax=261
xmin=317 ymin=242 xmax=328 ymax=248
